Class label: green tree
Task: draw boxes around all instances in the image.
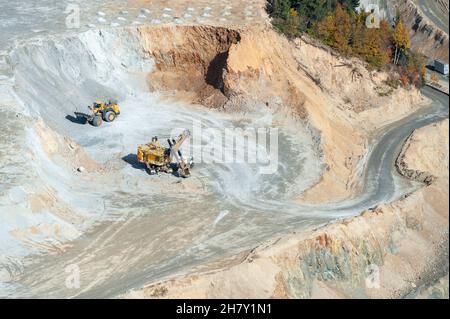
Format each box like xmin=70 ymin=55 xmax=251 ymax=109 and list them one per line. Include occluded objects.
xmin=341 ymin=0 xmax=361 ymax=12
xmin=269 ymin=0 xmax=291 ymax=19
xmin=269 ymin=0 xmax=360 ymax=33
xmin=297 ymin=0 xmax=335 ymax=30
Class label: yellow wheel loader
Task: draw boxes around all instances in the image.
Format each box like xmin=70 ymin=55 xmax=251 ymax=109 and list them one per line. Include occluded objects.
xmin=137 ymin=130 xmax=194 ymax=178
xmin=74 ymin=100 xmax=120 ymax=127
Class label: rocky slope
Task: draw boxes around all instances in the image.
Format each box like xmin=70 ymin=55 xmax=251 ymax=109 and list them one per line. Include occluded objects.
xmin=139 ymin=25 xmax=427 ymax=203
xmin=124 ymin=119 xmax=449 ymax=299
xmin=396 ymin=0 xmax=449 ymax=62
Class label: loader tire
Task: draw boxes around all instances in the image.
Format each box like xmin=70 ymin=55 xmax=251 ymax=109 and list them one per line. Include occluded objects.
xmin=104 ymin=111 xmax=116 ymax=122
xmin=91 ymin=116 xmax=103 ymax=127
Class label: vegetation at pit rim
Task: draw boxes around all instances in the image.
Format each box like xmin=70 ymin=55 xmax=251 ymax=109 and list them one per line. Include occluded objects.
xmin=267 ymin=0 xmax=427 ymax=88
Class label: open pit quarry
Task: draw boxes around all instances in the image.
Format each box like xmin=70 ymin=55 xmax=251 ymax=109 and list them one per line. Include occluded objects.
xmin=0 ymin=1 xmax=448 ymax=299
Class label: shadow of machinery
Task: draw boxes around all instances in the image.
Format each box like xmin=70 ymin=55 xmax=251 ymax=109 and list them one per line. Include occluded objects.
xmin=121 ymin=153 xmax=184 ymax=177
xmin=122 ymin=153 xmax=145 ymax=170
xmin=66 ymin=114 xmax=88 ymax=125
xmin=426 ymin=64 xmax=436 ymax=72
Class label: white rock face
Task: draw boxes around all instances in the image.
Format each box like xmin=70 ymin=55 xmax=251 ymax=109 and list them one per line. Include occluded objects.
xmin=0 ymin=268 xmax=11 ymax=283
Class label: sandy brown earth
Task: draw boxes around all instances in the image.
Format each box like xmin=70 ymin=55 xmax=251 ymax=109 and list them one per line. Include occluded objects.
xmin=123 ymin=119 xmax=449 ymax=299
xmin=138 ymin=24 xmax=427 ymax=203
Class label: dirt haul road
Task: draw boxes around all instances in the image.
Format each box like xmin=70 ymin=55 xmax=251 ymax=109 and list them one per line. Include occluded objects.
xmin=0 ymin=0 xmax=448 ymax=298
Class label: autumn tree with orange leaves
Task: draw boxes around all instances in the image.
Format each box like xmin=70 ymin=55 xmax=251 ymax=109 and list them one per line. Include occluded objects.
xmin=268 ymin=0 xmax=426 ymax=87
xmin=318 ymin=4 xmax=352 ymax=54
xmin=393 ymin=20 xmax=410 ymax=65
